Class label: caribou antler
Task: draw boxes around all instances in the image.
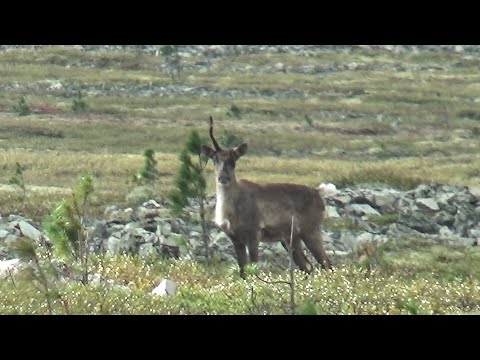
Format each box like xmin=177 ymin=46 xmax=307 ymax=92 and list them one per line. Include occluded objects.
xmin=209 ymin=116 xmax=222 ymax=151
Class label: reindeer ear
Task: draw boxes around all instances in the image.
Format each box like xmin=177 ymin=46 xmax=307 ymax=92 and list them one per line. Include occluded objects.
xmin=201 ymin=145 xmax=216 ymax=159
xmin=233 ymin=143 xmax=248 ymax=159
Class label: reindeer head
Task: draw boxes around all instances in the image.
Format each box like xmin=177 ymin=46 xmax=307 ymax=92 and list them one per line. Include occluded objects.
xmin=201 ymin=116 xmax=248 ymax=187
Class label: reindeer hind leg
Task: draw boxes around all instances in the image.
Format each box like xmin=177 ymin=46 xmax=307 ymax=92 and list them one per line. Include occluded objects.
xmin=302 ymin=231 xmax=332 ymax=270
xmin=283 ymin=237 xmax=314 ymax=274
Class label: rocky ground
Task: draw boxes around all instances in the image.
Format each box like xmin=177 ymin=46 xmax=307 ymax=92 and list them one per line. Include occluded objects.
xmin=2 ymin=45 xmax=478 ymax=56
xmin=1 ymin=45 xmax=480 ymax=100
xmin=2 ymin=183 xmax=479 ymax=276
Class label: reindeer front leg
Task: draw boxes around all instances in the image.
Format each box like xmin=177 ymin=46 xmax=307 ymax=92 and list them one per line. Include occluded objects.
xmin=231 ymin=235 xmax=248 ymax=279
xmin=219 ymin=219 xmax=232 ymax=234
xmin=212 ymin=219 xmax=234 ymax=236
xmin=247 ymin=230 xmax=260 ymax=263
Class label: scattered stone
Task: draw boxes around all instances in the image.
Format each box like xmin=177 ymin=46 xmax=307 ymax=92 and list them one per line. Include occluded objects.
xmin=18 ymin=221 xmax=42 ymax=241
xmin=436 ymin=192 xmax=456 ymax=206
xmin=435 ymin=211 xmax=455 ymax=227
xmin=326 ymin=250 xmax=349 ymax=257
xmin=400 ymin=212 xmax=439 ymax=234
xmin=143 ymin=199 xmax=161 ymax=209
xmin=161 ymin=223 xmax=172 ymax=236
xmin=345 ymin=204 xmax=381 ymax=217
xmin=339 ymin=232 xmax=357 ymax=252
xmin=468 ymin=228 xmax=480 ymax=239
xmin=325 ymin=206 xmax=340 ymax=218
xmin=1 ymin=183 xmax=480 ymax=266
xmin=106 ymin=207 xmax=134 ymax=224
xmin=157 ymin=226 xmax=178 ymax=247
xmin=139 ymin=243 xmax=159 ymax=258
xmin=372 ymin=191 xmax=399 ymax=212
xmin=8 ymin=215 xmax=24 ymax=222
xmin=355 ymin=233 xmax=374 ymax=248
xmin=439 ymin=226 xmax=454 ymax=239
xmin=0 ymin=259 xmax=22 ymax=278
xmin=331 ymin=195 xmax=351 ymax=206
xmin=152 ymin=279 xmax=177 ymax=296
xmin=416 ymin=198 xmax=440 ymax=211
xmin=468 ymin=186 xmax=480 ymax=201
xmin=318 ymin=183 xmax=337 ymax=197
xmin=107 ymin=236 xmax=122 ymax=255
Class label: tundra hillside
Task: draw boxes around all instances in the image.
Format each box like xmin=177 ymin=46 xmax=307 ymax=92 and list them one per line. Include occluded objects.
xmin=0 ymin=45 xmax=479 ymax=314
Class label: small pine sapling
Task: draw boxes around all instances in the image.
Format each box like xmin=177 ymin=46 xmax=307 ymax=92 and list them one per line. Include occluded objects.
xmin=169 ymin=130 xmax=210 ymax=258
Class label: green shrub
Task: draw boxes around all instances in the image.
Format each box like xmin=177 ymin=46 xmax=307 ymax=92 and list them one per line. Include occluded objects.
xmin=226 ymin=104 xmax=241 ymax=118
xmin=72 ymin=91 xmax=88 ymax=113
xmin=368 ymin=213 xmax=400 ymax=226
xmin=43 ymin=174 xmax=95 ymax=284
xmin=458 ymin=110 xmax=480 ymax=121
xmin=13 ymin=96 xmax=31 ymax=116
xmin=304 ymin=114 xmax=314 ymax=127
xmin=324 ymin=218 xmax=362 ymax=232
xmin=169 ymin=130 xmax=210 ymax=258
xmin=161 ymin=45 xmax=182 ymax=80
xmin=133 ymin=148 xmax=159 ymax=185
xmin=8 ymin=162 xmax=26 ymax=197
xmin=221 ymin=130 xmax=244 ymax=148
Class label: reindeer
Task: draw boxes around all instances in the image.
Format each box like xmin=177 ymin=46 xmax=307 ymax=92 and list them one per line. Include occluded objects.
xmin=201 ymin=117 xmax=332 ymax=279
